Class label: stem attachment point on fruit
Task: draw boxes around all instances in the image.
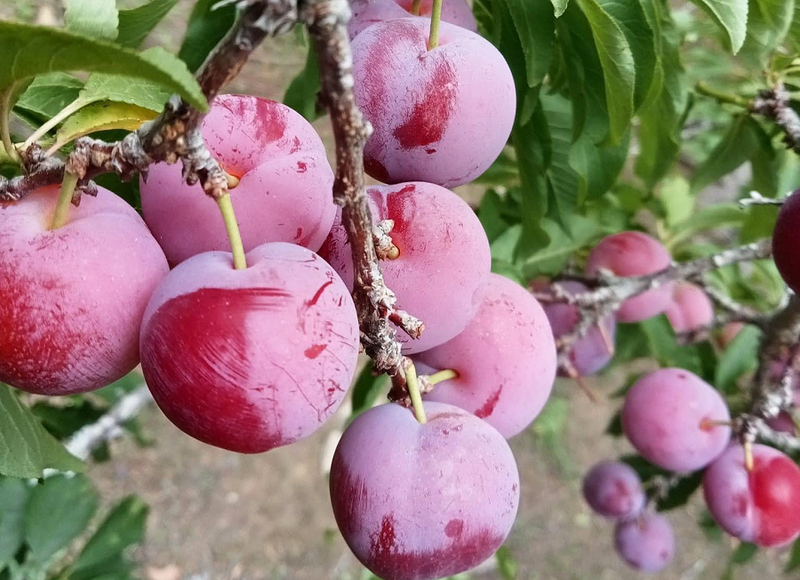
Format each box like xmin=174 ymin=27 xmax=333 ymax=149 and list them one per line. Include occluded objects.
xmin=49 ymin=171 xmax=79 ymax=230
xmin=405 ymin=360 xmax=427 ymax=424
xmin=216 ymin=194 xmax=248 ymax=270
xmin=427 ymin=0 xmax=443 ymax=49
xmin=224 ymin=170 xmax=240 ymax=189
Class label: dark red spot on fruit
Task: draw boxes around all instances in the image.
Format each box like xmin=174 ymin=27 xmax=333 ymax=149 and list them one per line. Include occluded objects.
xmin=445 ymin=519 xmax=464 ymax=538
xmin=475 ymin=386 xmax=502 ymax=419
xmin=296 ymin=161 xmax=307 ymax=173
xmin=304 ymin=344 xmax=327 ymax=359
xmin=290 ymin=136 xmax=302 ymax=154
xmin=393 ymin=59 xmax=458 ymax=149
xmin=306 ymin=280 xmax=334 ymax=307
xmin=371 ymin=515 xmax=398 ymax=558
xmin=425 ymin=148 xmax=437 ymax=154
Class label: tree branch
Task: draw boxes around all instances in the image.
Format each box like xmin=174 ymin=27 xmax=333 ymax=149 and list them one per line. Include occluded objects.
xmin=301 ymin=0 xmax=422 ymax=381
xmin=751 ymin=83 xmax=800 ymax=155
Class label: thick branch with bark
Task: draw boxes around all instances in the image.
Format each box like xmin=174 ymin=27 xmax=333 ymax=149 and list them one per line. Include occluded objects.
xmin=301 ymin=0 xmax=422 ymax=380
xmin=1 ymin=0 xmax=298 ymax=203
xmin=539 ymin=239 xmax=773 ymax=369
xmin=751 ymin=83 xmax=800 ymax=156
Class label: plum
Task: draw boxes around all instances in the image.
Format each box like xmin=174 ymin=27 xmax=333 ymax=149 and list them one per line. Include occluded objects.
xmin=348 ymin=0 xmax=476 ymax=40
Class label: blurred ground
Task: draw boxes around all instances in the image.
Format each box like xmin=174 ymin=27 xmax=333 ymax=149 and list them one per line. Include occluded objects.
xmin=0 ymin=0 xmax=789 ymax=578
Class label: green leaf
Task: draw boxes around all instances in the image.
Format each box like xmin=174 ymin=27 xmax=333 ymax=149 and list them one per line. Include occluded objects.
xmin=668 ymin=204 xmax=748 ymax=249
xmin=0 ymin=478 xmax=29 ymax=563
xmin=521 ymin=216 xmax=601 ymax=277
xmin=117 ymin=0 xmax=181 ymax=48
xmin=0 ymin=384 xmax=84 ymax=478
xmin=715 ymin=324 xmax=761 ymax=393
xmin=639 ymin=315 xmax=702 ymax=374
xmin=72 ymin=496 xmax=148 ymax=575
xmin=283 ymin=43 xmax=321 ymax=122
xmin=25 ymin=474 xmax=99 ymax=562
xmin=570 ymin=130 xmax=630 ymax=201
xmin=691 ymin=115 xmax=760 ymax=194
xmin=730 ymin=542 xmax=758 ymax=564
xmin=539 ymin=93 xmax=579 ymax=216
xmin=14 ymin=73 xmax=84 ymax=121
xmin=596 ymin=0 xmax=657 ymax=111
xmin=688 ymin=0 xmax=749 ymax=53
xmin=786 ymin=537 xmax=800 ymax=572
xmin=349 ymin=363 xmax=389 ymax=423
xmin=179 ymin=0 xmax=238 ymax=73
xmin=0 ymin=22 xmax=206 ymax=110
xmin=64 ymin=0 xmax=119 ymax=42
xmin=32 ymin=399 xmax=106 ymax=440
xmin=495 ymin=545 xmax=518 ymax=580
xmin=657 ymin=470 xmax=704 ymax=510
xmin=551 ymin=0 xmax=570 ymax=17
xmin=742 ymin=0 xmax=794 ymax=62
xmin=577 ymin=0 xmax=636 ymax=143
xmin=499 ymin=0 xmax=556 ymax=87
xmin=659 ymin=175 xmax=694 ymax=227
xmin=56 ymin=101 xmax=158 ymax=147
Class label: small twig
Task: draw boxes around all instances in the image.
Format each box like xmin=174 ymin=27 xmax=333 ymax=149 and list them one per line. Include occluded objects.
xmin=65 ymin=385 xmax=154 ymax=462
xmin=739 ymin=190 xmax=788 ymax=208
xmin=695 ymin=82 xmax=751 ymax=108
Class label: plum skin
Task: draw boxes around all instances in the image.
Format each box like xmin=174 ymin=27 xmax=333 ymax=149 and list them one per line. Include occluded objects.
xmin=582 ymin=461 xmax=646 ymax=521
xmin=140 ymin=243 xmax=359 ymax=453
xmin=621 ymin=368 xmax=731 ymax=472
xmin=772 ymin=189 xmax=800 ymax=293
xmin=0 ymin=186 xmax=169 ymax=395
xmin=703 ymin=444 xmax=800 ymax=547
xmin=141 ymin=94 xmax=335 ymax=266
xmin=665 ymin=282 xmax=714 ymax=335
xmin=614 ymin=513 xmax=675 ymax=572
xmin=352 ymin=19 xmax=516 ymax=188
xmin=541 ymin=281 xmax=617 ymax=376
xmin=348 ymin=0 xmax=477 ymax=40
xmin=330 ymin=402 xmax=519 ymax=580
xmin=412 ymin=273 xmax=556 ymax=438
xmin=320 ymin=181 xmax=490 ymax=354
xmin=585 ymin=231 xmax=673 ymax=323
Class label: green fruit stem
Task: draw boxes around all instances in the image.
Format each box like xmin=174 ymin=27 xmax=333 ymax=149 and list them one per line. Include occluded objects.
xmin=1 ymin=83 xmax=21 ymax=164
xmin=427 ymin=369 xmax=458 ymax=385
xmin=216 ymin=193 xmax=248 ymax=270
xmin=49 ymin=171 xmax=79 ymax=230
xmin=428 ymin=0 xmax=443 ymax=49
xmin=405 ymin=361 xmax=428 ymax=424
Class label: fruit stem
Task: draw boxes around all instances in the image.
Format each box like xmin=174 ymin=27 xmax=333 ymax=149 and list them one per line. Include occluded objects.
xmin=1 ymin=83 xmax=21 ymax=164
xmin=23 ymin=97 xmax=88 ymax=151
xmin=223 ymin=170 xmax=240 ymax=189
xmin=428 ymin=0 xmax=443 ymax=49
xmin=405 ymin=362 xmax=427 ymax=424
xmin=49 ymin=171 xmax=79 ymax=230
xmin=410 ymin=0 xmax=422 ymax=15
xmin=744 ymin=441 xmax=754 ymax=472
xmin=427 ymin=369 xmax=458 ymax=385
xmin=216 ymin=194 xmax=248 ymax=270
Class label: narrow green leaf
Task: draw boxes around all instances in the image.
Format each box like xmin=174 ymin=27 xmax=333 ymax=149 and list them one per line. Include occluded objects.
xmin=691 ymin=115 xmax=759 ymax=194
xmin=577 ymin=0 xmax=636 ymax=143
xmin=495 ymin=545 xmax=518 ymax=580
xmin=283 ymin=43 xmax=321 ymax=122
xmin=0 ymin=478 xmax=29 ymax=563
xmin=0 ymin=22 xmax=206 ymax=111
xmin=14 ymin=73 xmax=84 ymax=121
xmin=0 ymin=384 xmax=84 ymax=478
xmin=179 ymin=0 xmax=238 ymax=73
xmin=742 ymin=0 xmax=794 ymax=62
xmin=687 ymin=0 xmax=749 ymax=53
xmin=715 ymin=324 xmax=761 ymax=393
xmin=786 ymin=537 xmax=800 ymax=572
xmin=551 ymin=0 xmax=570 ymax=17
xmin=668 ymin=204 xmax=748 ymax=249
xmin=540 ymin=93 xmax=579 ymax=217
xmin=499 ymin=0 xmax=556 ymax=87
xmin=64 ymin=0 xmax=119 ymax=41
xmin=78 ymin=72 xmax=171 ymax=113
xmin=350 ymin=362 xmax=389 ymax=423
xmin=639 ymin=315 xmax=702 ymax=374
xmin=118 ymin=0 xmax=181 ymax=48
xmin=25 ymin=474 xmax=99 ymax=562
xmin=72 ymin=496 xmax=148 ymax=575
xmin=56 ymin=101 xmax=158 ymax=147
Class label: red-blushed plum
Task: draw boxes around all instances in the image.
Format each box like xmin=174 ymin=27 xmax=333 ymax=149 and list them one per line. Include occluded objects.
xmin=0 ymin=185 xmax=168 ymax=395
xmin=703 ymin=444 xmax=800 ymax=547
xmin=412 ymin=274 xmax=556 ymax=438
xmin=319 ymin=182 xmax=490 ymax=353
xmin=614 ymin=513 xmax=676 ymax=572
xmin=622 ymin=368 xmax=731 ymax=472
xmin=541 ymin=281 xmax=616 ymax=376
xmin=665 ymin=282 xmax=714 ymax=335
xmin=583 ymin=461 xmax=646 ymax=521
xmin=585 ymin=231 xmax=673 ymax=323
xmin=140 ymin=94 xmax=335 ymax=265
xmin=329 ymin=402 xmax=519 ymax=580
xmin=772 ymin=189 xmax=800 ymax=293
xmin=348 ymin=0 xmax=476 ymax=40
xmin=140 ymin=243 xmax=359 ymax=453
xmin=352 ymin=19 xmax=515 ymax=188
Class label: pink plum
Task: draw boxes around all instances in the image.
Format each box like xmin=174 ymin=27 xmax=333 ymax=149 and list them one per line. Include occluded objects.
xmin=352 ymin=18 xmax=516 ymax=187
xmin=140 ymin=94 xmax=335 ymax=265
xmin=583 ymin=460 xmax=646 ymax=521
xmin=140 ymin=243 xmax=359 ymax=453
xmin=614 ymin=513 xmax=675 ymax=572
xmin=319 ymin=182 xmax=490 ymax=353
xmin=413 ymin=273 xmax=557 ymax=438
xmin=0 ymin=185 xmax=169 ymax=395
xmin=585 ymin=231 xmax=674 ymax=323
xmin=330 ymin=402 xmax=519 ymax=580
xmin=665 ymin=282 xmax=714 ymax=335
xmin=348 ymin=0 xmax=477 ymax=40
